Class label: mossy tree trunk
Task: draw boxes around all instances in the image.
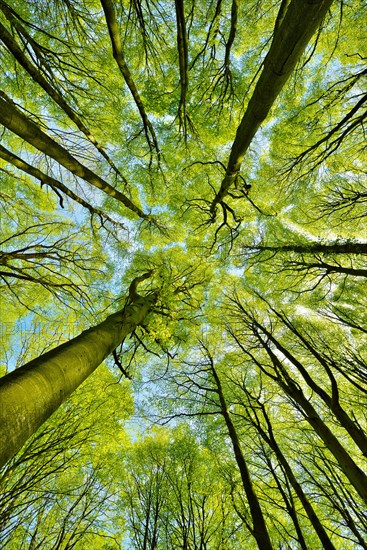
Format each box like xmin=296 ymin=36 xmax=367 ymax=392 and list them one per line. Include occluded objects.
xmin=0 ymin=290 xmax=157 ymax=468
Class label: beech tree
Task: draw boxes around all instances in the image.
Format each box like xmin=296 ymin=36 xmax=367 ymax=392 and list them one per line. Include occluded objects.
xmin=0 ymin=272 xmax=157 ymax=467
xmin=0 ymin=0 xmax=366 ymax=547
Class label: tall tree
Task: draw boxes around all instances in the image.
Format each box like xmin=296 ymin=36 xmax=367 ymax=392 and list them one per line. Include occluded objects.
xmin=0 ymin=272 xmax=157 ymax=467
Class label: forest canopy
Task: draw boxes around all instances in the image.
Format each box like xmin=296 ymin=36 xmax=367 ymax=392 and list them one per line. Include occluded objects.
xmin=0 ymin=0 xmax=366 ymax=548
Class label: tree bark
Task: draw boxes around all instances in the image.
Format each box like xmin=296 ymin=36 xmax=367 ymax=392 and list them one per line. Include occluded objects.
xmin=211 ymin=0 xmax=334 ymax=215
xmin=210 ymin=362 xmax=274 ymax=550
xmin=0 ymin=93 xmax=150 ymax=220
xmin=0 ymin=287 xmax=157 ymax=468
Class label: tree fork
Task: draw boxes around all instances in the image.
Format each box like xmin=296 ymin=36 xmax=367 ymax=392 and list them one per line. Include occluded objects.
xmin=0 ymin=279 xmax=157 ymax=469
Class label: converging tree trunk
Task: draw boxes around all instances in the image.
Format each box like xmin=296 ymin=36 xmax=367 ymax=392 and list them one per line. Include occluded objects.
xmin=0 ymin=144 xmax=125 ymax=228
xmin=0 ymin=93 xmax=150 ymax=221
xmin=0 ymin=8 xmax=129 ymax=186
xmin=242 ymin=241 xmax=367 ymax=256
xmin=246 ymin=397 xmax=337 ymax=550
xmin=0 ymin=277 xmax=157 ymax=468
xmin=211 ymin=0 xmax=335 ymax=215
xmin=209 ymin=357 xmax=274 ymax=550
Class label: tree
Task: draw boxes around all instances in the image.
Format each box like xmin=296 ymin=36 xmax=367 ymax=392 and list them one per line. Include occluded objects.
xmin=1 ymin=0 xmax=366 ymax=547
xmin=0 ymin=272 xmax=157 ymax=467
xmin=0 ymin=363 xmax=131 ymax=549
xmin=119 ymin=426 xmax=242 ymax=549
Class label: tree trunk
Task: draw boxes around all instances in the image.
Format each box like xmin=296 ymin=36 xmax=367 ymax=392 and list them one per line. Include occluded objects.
xmin=244 ymin=242 xmax=367 ymax=255
xmin=0 ymin=290 xmax=157 ymax=468
xmin=0 ymin=93 xmax=149 ymax=220
xmin=211 ymin=363 xmax=274 ymax=550
xmin=100 ymin=0 xmax=159 ymax=156
xmin=211 ymin=0 xmax=334 ymax=213
xmin=294 ymin=261 xmax=367 ymax=277
xmin=0 ymin=144 xmax=125 ymax=227
xmin=252 ymin=401 xmax=337 ymax=550
xmin=261 ymin=342 xmax=367 ymax=504
xmin=257 ymin=318 xmax=367 ymax=457
xmin=0 ymin=14 xmax=128 ymax=185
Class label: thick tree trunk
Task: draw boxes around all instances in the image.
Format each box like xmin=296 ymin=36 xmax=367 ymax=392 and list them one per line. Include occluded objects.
xmin=0 ymin=291 xmax=157 ymax=468
xmin=211 ymin=0 xmax=334 ymax=214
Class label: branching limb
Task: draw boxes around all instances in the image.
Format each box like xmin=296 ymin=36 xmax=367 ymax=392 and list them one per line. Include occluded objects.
xmin=112 ymin=349 xmax=132 ymax=379
xmin=128 ymin=270 xmax=156 ymax=301
xmin=318 ymin=183 xmax=367 ymax=221
xmin=212 ymin=0 xmax=238 ymax=101
xmin=189 ymin=0 xmax=223 ymax=70
xmin=0 ymin=145 xmax=126 ymax=230
xmin=287 ymin=92 xmax=367 ymax=174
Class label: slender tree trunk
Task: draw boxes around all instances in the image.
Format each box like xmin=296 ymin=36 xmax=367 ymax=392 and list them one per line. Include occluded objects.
xmin=100 ymin=0 xmax=159 ymax=156
xmin=0 ymin=289 xmax=157 ymax=468
xmin=244 ymin=242 xmax=367 ymax=255
xmin=210 ymin=364 xmax=274 ymax=550
xmin=0 ymin=144 xmax=125 ymax=227
xmin=252 ymin=401 xmax=337 ymax=550
xmin=174 ymin=0 xmax=189 ymax=136
xmin=257 ymin=319 xmax=367 ymax=457
xmin=262 ymin=451 xmax=308 ymax=550
xmin=261 ymin=341 xmax=367 ymax=504
xmin=0 ymin=93 xmax=149 ymax=220
xmin=0 ymin=14 xmax=128 ymax=185
xmin=294 ymin=261 xmax=367 ymax=277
